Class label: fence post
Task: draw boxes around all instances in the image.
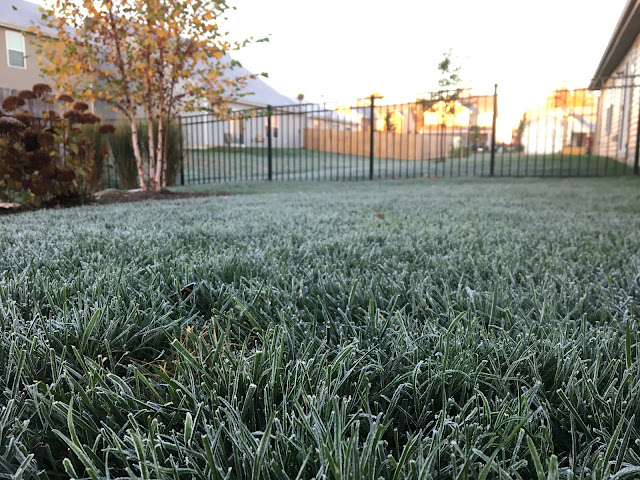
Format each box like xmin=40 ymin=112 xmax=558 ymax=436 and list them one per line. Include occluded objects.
xmin=369 ymin=95 xmax=375 ymax=180
xmin=267 ymin=105 xmax=273 ymax=181
xmin=179 ymin=116 xmax=185 ymax=186
xmin=490 ymin=84 xmax=498 ymax=177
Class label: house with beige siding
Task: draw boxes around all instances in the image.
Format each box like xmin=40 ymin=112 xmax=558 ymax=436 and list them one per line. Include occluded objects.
xmin=0 ymin=0 xmax=55 ymax=115
xmin=590 ymin=0 xmax=640 ymax=172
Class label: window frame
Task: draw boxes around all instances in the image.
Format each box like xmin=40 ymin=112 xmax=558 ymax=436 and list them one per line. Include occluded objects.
xmin=605 ymin=104 xmax=613 ymax=135
xmin=6 ymin=30 xmax=27 ymax=69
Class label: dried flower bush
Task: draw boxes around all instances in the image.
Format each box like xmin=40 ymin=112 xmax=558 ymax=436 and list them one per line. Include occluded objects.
xmin=0 ymin=85 xmax=115 ymax=206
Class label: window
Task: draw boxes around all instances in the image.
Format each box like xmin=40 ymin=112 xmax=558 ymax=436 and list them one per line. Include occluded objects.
xmin=6 ymin=31 xmax=26 ymax=68
xmin=618 ymin=62 xmax=632 ymax=152
xmin=264 ymin=117 xmax=278 ymax=138
xmin=605 ymin=104 xmax=613 ymax=135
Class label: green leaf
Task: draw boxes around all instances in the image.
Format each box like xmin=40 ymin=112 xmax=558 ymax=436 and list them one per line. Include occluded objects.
xmin=527 ymin=435 xmax=546 ymax=480
xmin=625 ymin=320 xmax=632 ymax=369
xmin=80 ymin=309 xmax=100 ymax=355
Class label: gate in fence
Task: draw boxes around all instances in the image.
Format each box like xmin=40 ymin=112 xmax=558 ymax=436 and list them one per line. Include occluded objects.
xmin=106 ymin=82 xmax=640 ymax=187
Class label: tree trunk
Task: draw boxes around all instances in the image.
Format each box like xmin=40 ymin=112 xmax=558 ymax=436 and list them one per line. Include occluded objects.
xmin=161 ymin=130 xmax=169 ymax=187
xmin=154 ymin=115 xmax=164 ymax=188
xmin=130 ymin=115 xmax=148 ymax=191
xmin=147 ymin=114 xmax=158 ymax=191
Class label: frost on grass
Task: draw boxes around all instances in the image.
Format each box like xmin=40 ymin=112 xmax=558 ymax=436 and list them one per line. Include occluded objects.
xmin=0 ymin=178 xmax=639 ymax=478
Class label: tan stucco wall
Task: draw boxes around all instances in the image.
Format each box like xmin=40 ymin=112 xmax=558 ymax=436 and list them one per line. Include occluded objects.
xmin=594 ymin=32 xmax=640 ymax=167
xmin=0 ymin=27 xmax=47 ymax=91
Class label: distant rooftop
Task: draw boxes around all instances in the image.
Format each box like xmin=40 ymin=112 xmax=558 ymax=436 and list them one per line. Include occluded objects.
xmin=218 ymin=57 xmax=295 ymax=107
xmin=0 ymin=0 xmax=54 ymax=34
xmin=590 ymin=0 xmax=640 ymax=89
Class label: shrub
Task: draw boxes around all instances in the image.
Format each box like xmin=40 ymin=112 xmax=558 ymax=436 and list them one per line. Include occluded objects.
xmin=81 ymin=123 xmax=111 ymax=194
xmin=0 ymin=86 xmax=114 ymax=206
xmin=108 ymin=120 xmax=139 ymax=189
xmin=450 ymin=145 xmax=470 ymax=157
xmin=162 ymin=119 xmax=183 ymax=187
xmin=108 ymin=118 xmax=182 ymax=189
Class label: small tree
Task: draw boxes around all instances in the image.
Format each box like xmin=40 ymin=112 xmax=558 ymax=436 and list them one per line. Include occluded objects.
xmin=515 ymin=113 xmax=527 ymax=150
xmin=384 ymin=111 xmax=397 ymax=133
xmin=36 ymin=0 xmax=260 ymax=191
xmin=414 ymin=51 xmax=463 ymax=158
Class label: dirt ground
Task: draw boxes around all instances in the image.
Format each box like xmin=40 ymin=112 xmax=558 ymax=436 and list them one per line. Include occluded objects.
xmin=0 ymin=188 xmax=215 ymax=216
xmin=92 ymin=188 xmax=213 ymax=204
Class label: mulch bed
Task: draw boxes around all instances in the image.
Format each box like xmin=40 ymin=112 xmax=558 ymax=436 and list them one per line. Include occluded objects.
xmin=93 ymin=188 xmax=214 ymax=204
xmin=0 ymin=188 xmax=218 ymax=216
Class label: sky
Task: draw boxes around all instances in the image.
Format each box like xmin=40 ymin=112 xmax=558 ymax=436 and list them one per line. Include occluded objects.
xmin=224 ymin=0 xmax=627 ymax=101
xmin=27 ymin=0 xmax=630 ymax=138
xmin=222 ymin=0 xmax=629 ymax=138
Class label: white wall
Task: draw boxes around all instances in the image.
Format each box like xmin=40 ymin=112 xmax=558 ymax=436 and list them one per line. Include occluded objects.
xmin=182 ymin=111 xmax=307 ymax=149
xmin=522 ymin=113 xmax=565 ymax=155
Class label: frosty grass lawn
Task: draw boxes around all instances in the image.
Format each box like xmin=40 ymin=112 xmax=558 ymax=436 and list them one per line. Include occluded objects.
xmin=1 ymin=177 xmax=640 ymax=479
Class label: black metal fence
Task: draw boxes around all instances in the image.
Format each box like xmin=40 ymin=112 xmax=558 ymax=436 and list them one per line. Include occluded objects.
xmin=105 ymin=82 xmax=640 ymax=187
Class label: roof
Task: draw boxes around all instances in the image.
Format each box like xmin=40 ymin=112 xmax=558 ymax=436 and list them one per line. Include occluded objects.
xmin=568 ymin=113 xmax=596 ymax=130
xmin=218 ymin=56 xmax=295 ymax=108
xmin=0 ymin=0 xmax=55 ymax=35
xmin=301 ymin=105 xmax=361 ymax=125
xmin=351 ymin=106 xmax=409 ymax=120
xmin=590 ymin=0 xmax=640 ymax=89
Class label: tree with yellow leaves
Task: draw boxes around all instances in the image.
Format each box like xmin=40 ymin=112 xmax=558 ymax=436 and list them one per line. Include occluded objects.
xmin=35 ymin=0 xmax=261 ymax=191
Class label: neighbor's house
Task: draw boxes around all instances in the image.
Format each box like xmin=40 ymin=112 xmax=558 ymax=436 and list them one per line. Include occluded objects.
xmin=0 ymin=0 xmax=112 ymax=116
xmin=521 ymin=89 xmax=598 ymax=155
xmin=184 ymin=66 xmax=365 ymax=150
xmin=589 ymin=0 xmax=640 ymax=168
xmin=0 ymin=0 xmax=298 ymax=141
xmin=182 ymin=58 xmax=306 ymax=149
xmin=303 ymin=94 xmax=496 ymax=161
xmin=0 ymin=0 xmax=55 ymax=115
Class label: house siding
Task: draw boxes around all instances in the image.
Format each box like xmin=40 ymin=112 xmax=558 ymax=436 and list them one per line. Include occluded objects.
xmin=182 ymin=111 xmax=308 ymax=149
xmin=0 ymin=27 xmax=59 ymax=116
xmin=0 ymin=28 xmax=45 ymax=91
xmin=594 ymin=32 xmax=640 ymax=167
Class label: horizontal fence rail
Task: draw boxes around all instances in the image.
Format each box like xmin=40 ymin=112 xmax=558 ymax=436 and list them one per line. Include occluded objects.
xmin=101 ymin=81 xmax=640 ymax=188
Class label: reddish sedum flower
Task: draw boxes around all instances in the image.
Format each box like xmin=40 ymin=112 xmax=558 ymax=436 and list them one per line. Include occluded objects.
xmin=28 ymin=176 xmax=49 ymax=196
xmin=37 ymin=131 xmax=55 ymax=146
xmin=2 ymin=95 xmax=25 ymax=112
xmin=55 ymin=166 xmax=76 ymax=182
xmin=98 ymin=123 xmax=116 ymax=134
xmin=38 ymin=162 xmax=56 ymax=180
xmin=63 ymin=110 xmax=82 ymax=123
xmin=12 ymin=111 xmax=33 ymax=125
xmin=72 ymin=101 xmax=89 ymax=112
xmin=0 ymin=116 xmax=27 ymax=134
xmin=23 ymin=131 xmax=39 ymax=152
xmin=32 ymin=83 xmax=53 ymax=96
xmin=79 ymin=112 xmax=100 ymax=124
xmin=44 ymin=110 xmax=60 ymax=121
xmin=57 ymin=94 xmax=74 ymax=103
xmin=30 ymin=149 xmax=52 ymax=169
xmin=17 ymin=90 xmax=37 ymax=100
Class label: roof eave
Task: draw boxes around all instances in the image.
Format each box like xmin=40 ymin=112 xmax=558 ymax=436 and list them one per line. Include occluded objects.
xmin=0 ymin=21 xmax=31 ymax=32
xmin=0 ymin=21 xmax=56 ymax=38
xmin=590 ymin=0 xmax=640 ymax=90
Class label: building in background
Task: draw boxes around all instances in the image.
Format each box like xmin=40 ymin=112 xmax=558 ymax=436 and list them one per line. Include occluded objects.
xmin=521 ymin=88 xmax=598 ymax=155
xmin=0 ymin=0 xmax=56 ymax=115
xmin=589 ymin=0 xmax=640 ymax=168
